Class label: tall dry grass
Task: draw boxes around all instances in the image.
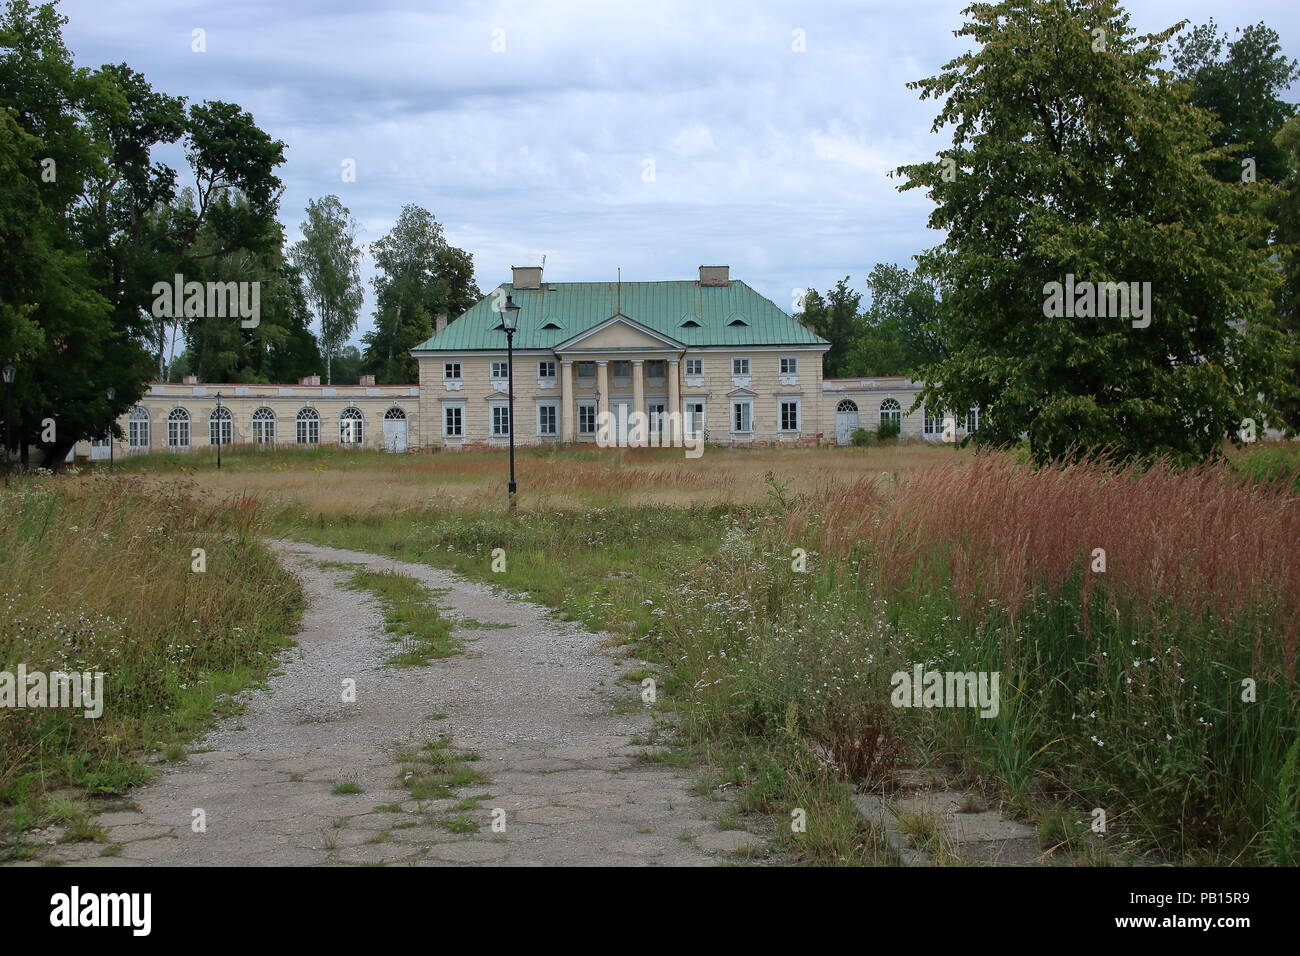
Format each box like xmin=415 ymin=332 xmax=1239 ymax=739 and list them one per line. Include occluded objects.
xmin=0 ymin=475 xmax=303 ymax=811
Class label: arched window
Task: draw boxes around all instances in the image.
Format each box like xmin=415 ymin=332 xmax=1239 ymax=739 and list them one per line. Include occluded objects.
xmin=296 ymin=406 xmax=320 ymax=444
xmin=252 ymin=406 xmax=276 ymax=444
xmin=128 ymin=406 xmax=150 ymax=448
xmin=339 ymin=406 xmax=364 ymax=445
xmin=965 ymin=406 xmax=980 ymax=433
xmin=383 ymin=406 xmax=406 ymax=421
xmin=836 ymin=399 xmax=858 ymax=413
xmin=879 ymin=398 xmax=901 ymax=428
xmin=209 ymin=405 xmax=233 ymax=446
xmin=167 ymin=407 xmax=190 ymax=447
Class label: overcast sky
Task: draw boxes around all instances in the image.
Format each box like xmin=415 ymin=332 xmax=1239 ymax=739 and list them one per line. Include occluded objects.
xmin=58 ymin=0 xmax=1300 ymax=345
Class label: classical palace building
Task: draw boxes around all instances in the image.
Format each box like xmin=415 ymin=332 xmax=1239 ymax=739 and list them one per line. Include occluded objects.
xmin=95 ymin=266 xmax=975 ymax=459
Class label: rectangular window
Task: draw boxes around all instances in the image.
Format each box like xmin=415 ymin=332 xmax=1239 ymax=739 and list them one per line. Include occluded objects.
xmin=685 ymin=358 xmax=702 ymax=376
xmin=538 ymin=361 xmax=556 ymax=379
xmin=538 ymin=404 xmax=557 ymax=436
xmin=732 ymin=358 xmax=750 ymax=376
xmin=491 ymin=361 xmax=509 ymax=379
xmin=612 ymin=360 xmax=630 ymax=378
xmin=780 ymin=400 xmax=800 ymax=432
xmin=491 ymin=405 xmax=510 ymax=437
xmin=444 ymin=405 xmax=463 ymax=437
xmin=577 ymin=362 xmax=595 ymax=379
xmin=966 ymin=407 xmax=980 ymax=432
xmin=578 ymin=403 xmax=597 ymax=435
xmin=732 ymin=401 xmax=752 ymax=433
xmin=444 ymin=362 xmax=461 ymax=380
xmin=780 ymin=357 xmax=798 ymax=375
xmin=645 ymin=360 xmax=666 ymax=379
xmin=129 ymin=419 xmax=149 ymax=447
xmin=924 ymin=407 xmax=943 ymax=435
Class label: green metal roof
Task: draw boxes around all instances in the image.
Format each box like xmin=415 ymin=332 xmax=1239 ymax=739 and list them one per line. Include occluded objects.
xmin=410 ymin=280 xmax=828 ymax=352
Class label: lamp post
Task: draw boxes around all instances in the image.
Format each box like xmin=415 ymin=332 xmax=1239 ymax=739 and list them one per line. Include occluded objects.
xmin=215 ymin=391 xmax=223 ymax=471
xmin=2 ymin=364 xmax=14 ymax=486
xmin=105 ymin=386 xmax=115 ymax=468
xmin=501 ymin=295 xmax=520 ymax=512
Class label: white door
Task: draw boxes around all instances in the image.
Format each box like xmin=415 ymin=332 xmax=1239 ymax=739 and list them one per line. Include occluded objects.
xmin=90 ymin=437 xmax=111 ymax=461
xmin=835 ymin=403 xmax=859 ymax=445
xmin=382 ymin=417 xmax=407 ymax=453
xmin=611 ymin=402 xmax=632 ymax=445
xmin=647 ymin=403 xmax=665 ymax=442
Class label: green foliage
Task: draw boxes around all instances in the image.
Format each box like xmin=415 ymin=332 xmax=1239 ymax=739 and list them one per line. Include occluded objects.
xmin=876 ymin=419 xmax=900 ymax=441
xmin=896 ymin=0 xmax=1286 ymax=465
xmin=846 ymin=262 xmax=946 ymax=376
xmin=1171 ymin=20 xmax=1299 ymax=184
xmin=1268 ymin=116 xmax=1300 ymax=435
xmin=850 ymin=427 xmax=873 ymax=446
xmin=362 ymin=205 xmax=480 ymax=385
xmin=0 ymin=0 xmax=293 ymax=464
xmin=796 ymin=278 xmax=861 ymax=377
xmin=289 ymin=195 xmax=363 ymax=385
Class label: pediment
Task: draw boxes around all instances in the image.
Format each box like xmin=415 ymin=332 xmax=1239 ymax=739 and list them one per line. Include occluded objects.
xmin=555 ymin=314 xmax=683 ymax=352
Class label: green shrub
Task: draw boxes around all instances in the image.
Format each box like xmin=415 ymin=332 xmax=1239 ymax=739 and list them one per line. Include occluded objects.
xmin=850 ymin=428 xmax=874 ymax=447
xmin=877 ymin=419 xmax=901 ymax=441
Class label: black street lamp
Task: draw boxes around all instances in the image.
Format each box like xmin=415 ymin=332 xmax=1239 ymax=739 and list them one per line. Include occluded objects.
xmin=105 ymin=386 xmax=115 ymax=468
xmin=215 ymin=391 xmax=223 ymax=471
xmin=501 ymin=295 xmax=520 ymax=512
xmin=2 ymin=363 xmax=14 ymax=486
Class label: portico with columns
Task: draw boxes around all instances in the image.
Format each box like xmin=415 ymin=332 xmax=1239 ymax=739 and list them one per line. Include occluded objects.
xmin=410 ymin=264 xmax=831 ymax=448
xmin=552 ymin=313 xmax=689 ymax=445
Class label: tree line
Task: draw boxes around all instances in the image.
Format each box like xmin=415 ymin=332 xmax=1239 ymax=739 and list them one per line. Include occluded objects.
xmin=0 ymin=0 xmax=477 ymax=466
xmin=799 ymin=7 xmax=1300 ymax=464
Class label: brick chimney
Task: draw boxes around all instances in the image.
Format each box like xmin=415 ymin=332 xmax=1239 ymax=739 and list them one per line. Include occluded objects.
xmin=699 ymin=265 xmax=730 ymax=287
xmin=435 ymin=313 xmax=448 ymax=333
xmin=511 ymin=265 xmax=543 ymax=290
xmin=359 ymin=374 xmax=376 ymax=387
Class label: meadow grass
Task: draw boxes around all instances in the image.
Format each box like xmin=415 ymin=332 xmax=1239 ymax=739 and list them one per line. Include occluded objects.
xmin=0 ymin=474 xmax=303 ymax=858
xmin=59 ymin=440 xmax=1300 ymax=864
xmin=342 ymin=570 xmax=460 ymax=666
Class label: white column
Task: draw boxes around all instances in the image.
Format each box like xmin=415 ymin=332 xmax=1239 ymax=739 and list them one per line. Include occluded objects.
xmin=632 ymin=359 xmax=645 ymax=440
xmin=667 ymin=358 xmax=682 ymax=445
xmin=596 ymin=361 xmax=609 ymax=430
xmin=561 ymin=360 xmax=575 ymax=442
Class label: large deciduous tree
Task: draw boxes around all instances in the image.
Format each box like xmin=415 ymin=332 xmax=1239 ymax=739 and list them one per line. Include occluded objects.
xmin=1171 ymin=20 xmax=1299 ymax=185
xmin=362 ymin=204 xmax=480 ymax=384
xmin=846 ymin=263 xmax=947 ymax=377
xmin=796 ymin=278 xmax=862 ymax=378
xmin=1 ymin=0 xmax=291 ymax=465
xmin=290 ymin=195 xmax=362 ymax=385
xmin=897 ymin=0 xmax=1285 ymax=464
